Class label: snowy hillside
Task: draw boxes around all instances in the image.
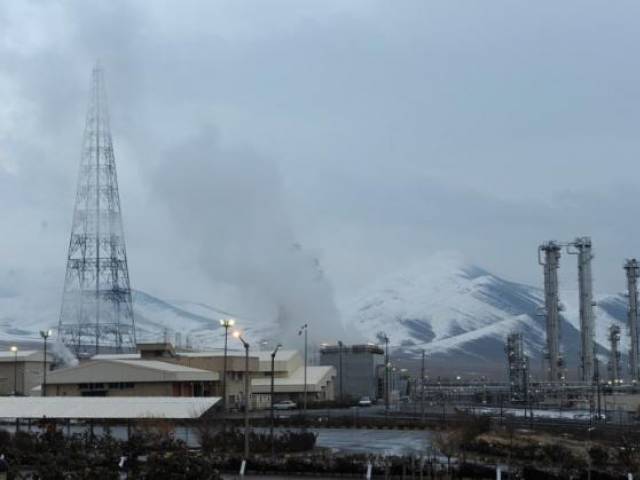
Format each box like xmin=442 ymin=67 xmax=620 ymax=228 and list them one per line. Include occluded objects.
xmin=0 ymin=252 xmax=631 ymax=377
xmin=344 ymin=253 xmax=629 ymax=372
xmin=0 ymin=290 xmax=277 ymax=351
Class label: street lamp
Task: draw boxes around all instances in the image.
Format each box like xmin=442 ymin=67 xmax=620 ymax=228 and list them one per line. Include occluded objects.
xmin=338 ymin=340 xmax=344 ymax=404
xmin=233 ymin=331 xmax=251 ymax=460
xmin=270 ymin=343 xmax=282 ymax=458
xmin=219 ymin=318 xmax=235 ymax=413
xmin=381 ymin=334 xmax=390 ymax=415
xmin=10 ymin=346 xmax=18 ymax=396
xmin=40 ymin=330 xmax=52 ymax=397
xmin=298 ymin=324 xmax=308 ymax=414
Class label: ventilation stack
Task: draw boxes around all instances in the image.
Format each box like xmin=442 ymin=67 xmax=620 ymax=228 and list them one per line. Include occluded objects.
xmin=567 ymin=237 xmax=596 ymax=382
xmin=506 ymin=332 xmax=529 ymax=403
xmin=538 ymin=241 xmax=563 ymax=381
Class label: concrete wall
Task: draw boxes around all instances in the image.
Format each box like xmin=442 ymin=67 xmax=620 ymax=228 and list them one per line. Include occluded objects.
xmin=0 ymin=361 xmax=49 ymax=396
xmin=321 ymin=349 xmax=383 ymax=400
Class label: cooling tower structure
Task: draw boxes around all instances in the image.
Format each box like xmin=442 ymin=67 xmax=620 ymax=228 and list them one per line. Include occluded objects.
xmin=608 ymin=324 xmax=621 ymax=384
xmin=57 ymin=64 xmax=136 ymax=355
xmin=506 ymin=332 xmax=529 ymax=403
xmin=567 ymin=237 xmax=596 ymax=382
xmin=538 ymin=241 xmax=563 ymax=382
xmin=625 ymin=258 xmax=640 ymax=382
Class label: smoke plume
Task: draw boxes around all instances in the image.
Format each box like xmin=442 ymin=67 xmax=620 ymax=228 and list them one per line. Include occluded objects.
xmin=152 ymin=128 xmax=347 ymax=344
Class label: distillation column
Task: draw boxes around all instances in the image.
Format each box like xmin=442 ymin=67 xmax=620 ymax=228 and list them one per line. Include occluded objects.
xmin=608 ymin=324 xmax=621 ymax=384
xmin=568 ymin=237 xmax=596 ymax=382
xmin=505 ymin=332 xmax=529 ymax=403
xmin=625 ymin=259 xmax=640 ymax=382
xmin=538 ymin=241 xmax=563 ymax=381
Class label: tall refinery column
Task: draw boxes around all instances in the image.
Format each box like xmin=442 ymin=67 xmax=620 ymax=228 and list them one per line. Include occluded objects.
xmin=567 ymin=237 xmax=595 ymax=382
xmin=538 ymin=241 xmax=563 ymax=381
xmin=608 ymin=324 xmax=621 ymax=384
xmin=625 ymin=258 xmax=640 ymax=382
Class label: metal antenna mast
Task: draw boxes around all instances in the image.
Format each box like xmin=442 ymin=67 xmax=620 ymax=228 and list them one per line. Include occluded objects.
xmin=567 ymin=237 xmax=596 ymax=382
xmin=57 ymin=63 xmax=136 ymax=355
xmin=538 ymin=241 xmax=563 ymax=382
xmin=625 ymin=258 xmax=640 ymax=382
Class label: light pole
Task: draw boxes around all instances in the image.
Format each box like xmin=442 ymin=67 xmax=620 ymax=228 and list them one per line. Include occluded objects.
xmin=298 ymin=324 xmax=308 ymax=414
xmin=219 ymin=318 xmax=235 ymax=413
xmin=270 ymin=343 xmax=282 ymax=458
xmin=10 ymin=346 xmax=18 ymax=396
xmin=382 ymin=334 xmax=390 ymax=415
xmin=40 ymin=330 xmax=52 ymax=397
xmin=338 ymin=341 xmax=344 ymax=404
xmin=233 ymin=331 xmax=251 ymax=460
xmin=421 ymin=349 xmax=426 ymax=422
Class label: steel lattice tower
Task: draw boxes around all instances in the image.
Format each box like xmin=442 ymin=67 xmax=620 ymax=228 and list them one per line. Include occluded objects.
xmin=625 ymin=258 xmax=640 ymax=382
xmin=57 ymin=63 xmax=136 ymax=355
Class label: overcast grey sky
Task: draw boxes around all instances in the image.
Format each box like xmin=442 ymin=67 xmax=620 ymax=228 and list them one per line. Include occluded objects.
xmin=2 ymin=0 xmax=640 ymax=318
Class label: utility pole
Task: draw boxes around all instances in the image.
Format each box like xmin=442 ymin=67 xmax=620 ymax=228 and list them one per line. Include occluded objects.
xmin=338 ymin=340 xmax=344 ymax=403
xmin=383 ymin=334 xmax=390 ymax=415
xmin=233 ymin=331 xmax=251 ymax=460
xmin=10 ymin=346 xmax=18 ymax=396
xmin=270 ymin=343 xmax=281 ymax=458
xmin=298 ymin=324 xmax=308 ymax=413
xmin=420 ymin=349 xmax=426 ymax=423
xmin=40 ymin=330 xmax=51 ymax=397
xmin=220 ymin=318 xmax=235 ymax=414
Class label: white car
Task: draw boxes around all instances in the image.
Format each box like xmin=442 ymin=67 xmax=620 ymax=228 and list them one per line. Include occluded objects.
xmin=273 ymin=400 xmax=297 ymax=410
xmin=358 ymin=396 xmax=373 ymax=407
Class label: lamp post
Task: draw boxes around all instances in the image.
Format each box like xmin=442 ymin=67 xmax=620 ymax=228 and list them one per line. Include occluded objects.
xmin=338 ymin=340 xmax=344 ymax=404
xmin=233 ymin=331 xmax=251 ymax=460
xmin=40 ymin=330 xmax=52 ymax=397
xmin=298 ymin=324 xmax=308 ymax=414
xmin=219 ymin=318 xmax=235 ymax=413
xmin=10 ymin=346 xmax=18 ymax=396
xmin=270 ymin=343 xmax=282 ymax=457
xmin=382 ymin=334 xmax=390 ymax=415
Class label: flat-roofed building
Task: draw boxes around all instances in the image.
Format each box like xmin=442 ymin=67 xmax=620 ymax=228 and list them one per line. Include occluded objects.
xmin=0 ymin=350 xmax=53 ymax=396
xmin=44 ymin=359 xmax=217 ymax=397
xmin=92 ymin=345 xmax=260 ymax=409
xmin=251 ymin=350 xmax=335 ymax=408
xmin=320 ymin=344 xmax=384 ymax=401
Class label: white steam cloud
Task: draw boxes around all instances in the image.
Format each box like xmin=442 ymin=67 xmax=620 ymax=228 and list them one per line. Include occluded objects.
xmin=152 ymin=128 xmax=348 ymax=344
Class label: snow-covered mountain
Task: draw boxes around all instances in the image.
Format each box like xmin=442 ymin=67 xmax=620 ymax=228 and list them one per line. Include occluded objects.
xmin=0 ymin=252 xmax=631 ymax=378
xmin=344 ymin=253 xmax=629 ymax=376
xmin=0 ymin=290 xmax=276 ymax=352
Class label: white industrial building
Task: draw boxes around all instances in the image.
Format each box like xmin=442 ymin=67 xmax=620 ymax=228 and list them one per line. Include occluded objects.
xmin=0 ymin=350 xmax=53 ymax=396
xmin=251 ymin=350 xmax=335 ymax=408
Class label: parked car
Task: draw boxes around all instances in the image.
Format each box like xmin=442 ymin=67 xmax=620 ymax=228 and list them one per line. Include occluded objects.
xmin=358 ymin=396 xmax=373 ymax=407
xmin=273 ymin=400 xmax=297 ymax=410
